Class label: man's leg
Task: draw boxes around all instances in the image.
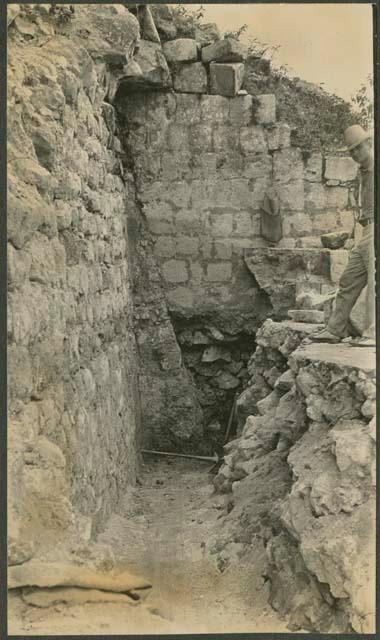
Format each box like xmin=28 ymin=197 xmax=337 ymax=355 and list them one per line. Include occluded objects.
xmin=360 ymin=227 xmax=375 ymax=340
xmin=326 ymin=246 xmax=368 ymax=338
xmin=348 ymin=227 xmax=376 ymax=346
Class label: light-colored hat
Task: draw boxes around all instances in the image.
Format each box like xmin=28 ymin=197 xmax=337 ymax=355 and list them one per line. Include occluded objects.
xmin=341 ymin=125 xmax=371 ymax=151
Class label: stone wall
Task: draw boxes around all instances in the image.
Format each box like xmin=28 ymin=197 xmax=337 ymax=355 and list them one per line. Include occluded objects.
xmin=7 ymin=5 xmax=142 ymax=559
xmin=118 ymin=89 xmax=357 ymax=320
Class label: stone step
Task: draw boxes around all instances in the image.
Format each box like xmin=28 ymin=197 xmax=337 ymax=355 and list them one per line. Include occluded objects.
xmin=289 ymin=341 xmax=376 ymax=375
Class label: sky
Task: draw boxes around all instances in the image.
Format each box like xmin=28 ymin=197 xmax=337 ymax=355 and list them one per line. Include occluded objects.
xmin=188 ymin=4 xmax=373 ymax=102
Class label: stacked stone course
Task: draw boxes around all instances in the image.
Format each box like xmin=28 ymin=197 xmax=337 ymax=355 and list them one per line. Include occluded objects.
xmin=7 ymin=5 xmax=143 ymax=560
xmin=121 ymin=84 xmax=358 ymax=319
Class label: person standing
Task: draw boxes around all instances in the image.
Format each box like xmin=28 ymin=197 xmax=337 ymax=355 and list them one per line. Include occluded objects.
xmin=311 ymin=125 xmax=375 ymax=347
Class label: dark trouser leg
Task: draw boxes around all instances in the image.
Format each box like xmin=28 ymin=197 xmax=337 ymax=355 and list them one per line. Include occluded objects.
xmin=327 ymin=246 xmax=368 ymax=338
xmin=359 ymin=227 xmax=375 ymax=339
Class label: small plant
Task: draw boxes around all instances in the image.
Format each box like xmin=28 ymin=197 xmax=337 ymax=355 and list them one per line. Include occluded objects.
xmin=223 ymin=24 xmax=248 ymax=40
xmin=351 ymin=75 xmax=373 ymax=130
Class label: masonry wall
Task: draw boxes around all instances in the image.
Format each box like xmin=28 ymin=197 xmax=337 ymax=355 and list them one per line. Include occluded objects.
xmin=7 ymin=5 xmax=142 ymax=560
xmin=120 ymin=90 xmax=357 ymax=320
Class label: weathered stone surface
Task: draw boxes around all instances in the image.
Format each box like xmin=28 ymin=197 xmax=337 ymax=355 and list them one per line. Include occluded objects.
xmin=7 ymin=5 xmax=20 ymax=27
xmin=273 ymin=147 xmax=303 ymax=183
xmin=254 ymin=94 xmax=276 ymax=124
xmin=173 ymin=62 xmax=207 ymax=93
xmin=229 ymin=94 xmax=253 ymax=126
xmin=163 ymin=38 xmax=198 ymax=63
xmin=202 ymin=37 xmax=248 ymax=63
xmin=244 ymin=248 xmax=333 ymax=318
xmin=265 ymin=123 xmax=291 ymax=150
xmin=210 ymin=62 xmax=244 ymax=97
xmin=130 ymin=40 xmax=172 ymax=88
xmin=214 ymin=317 xmax=375 ymax=633
xmin=324 ymin=156 xmax=358 ymax=182
xmin=305 ymin=152 xmax=323 ymax=182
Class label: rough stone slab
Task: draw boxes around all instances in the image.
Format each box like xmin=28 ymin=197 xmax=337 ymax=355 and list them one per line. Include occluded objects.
xmin=8 ymin=560 xmax=151 ymax=592
xmin=324 ymin=156 xmax=358 ymax=182
xmin=173 ymin=62 xmax=207 ymax=93
xmin=202 ymin=37 xmax=247 ymax=63
xmin=163 ymin=38 xmax=198 ymax=63
xmin=21 ymin=586 xmax=138 ymax=608
xmin=290 ymin=342 xmax=375 ymax=375
xmin=254 ymin=94 xmax=276 ymax=124
xmin=210 ymin=62 xmax=244 ymax=97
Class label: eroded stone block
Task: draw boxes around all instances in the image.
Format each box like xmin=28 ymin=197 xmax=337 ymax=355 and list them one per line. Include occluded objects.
xmin=266 ymin=123 xmax=291 ymax=150
xmin=210 ymin=62 xmax=244 ymax=97
xmin=229 ymin=95 xmax=253 ymax=126
xmin=324 ymin=156 xmax=358 ymax=182
xmin=305 ymin=152 xmax=323 ymax=182
xmin=254 ymin=94 xmax=276 ymax=124
xmin=173 ymin=62 xmax=208 ymax=93
xmin=163 ymin=38 xmax=198 ymax=63
xmin=207 ymin=262 xmax=232 ymax=282
xmin=202 ymin=38 xmax=248 ymax=63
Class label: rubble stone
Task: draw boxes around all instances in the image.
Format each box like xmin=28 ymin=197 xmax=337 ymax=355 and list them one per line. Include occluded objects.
xmin=163 ymin=38 xmax=198 ymax=63
xmin=202 ymin=37 xmax=248 ymax=63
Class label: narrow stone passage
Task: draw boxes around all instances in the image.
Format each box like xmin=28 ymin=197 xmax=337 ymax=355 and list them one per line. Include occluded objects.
xmin=9 ymin=456 xmax=294 ymax=635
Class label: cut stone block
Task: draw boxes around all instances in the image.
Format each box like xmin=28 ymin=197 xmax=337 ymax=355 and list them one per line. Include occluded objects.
xmin=254 ymin=94 xmax=276 ymax=124
xmin=321 ymin=231 xmax=349 ymax=250
xmin=173 ymin=62 xmax=207 ymax=93
xmin=163 ymin=38 xmax=198 ymax=63
xmin=162 ymin=259 xmax=188 ymax=283
xmin=210 ymin=62 xmax=244 ymax=97
xmin=266 ymin=123 xmax=291 ymax=150
xmin=202 ymin=37 xmax=248 ymax=63
xmin=273 ymin=147 xmax=303 ymax=183
xmin=305 ymin=152 xmax=323 ymax=182
xmin=229 ymin=95 xmax=253 ymax=126
xmin=324 ymin=156 xmax=358 ymax=182
xmin=207 ymin=262 xmax=232 ymax=282
xmin=287 ymin=309 xmax=325 ymax=324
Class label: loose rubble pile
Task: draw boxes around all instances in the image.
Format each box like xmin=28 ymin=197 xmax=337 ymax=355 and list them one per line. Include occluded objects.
xmin=213 ymin=320 xmax=376 ymax=633
xmin=176 ymin=323 xmax=253 ymax=448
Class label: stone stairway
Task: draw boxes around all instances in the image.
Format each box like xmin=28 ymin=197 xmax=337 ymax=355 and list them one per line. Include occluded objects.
xmin=244 ymin=247 xmax=338 ymax=320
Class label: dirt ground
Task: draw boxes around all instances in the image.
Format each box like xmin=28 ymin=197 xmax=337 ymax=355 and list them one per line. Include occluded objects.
xmin=8 ymin=456 xmax=295 ymax=635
